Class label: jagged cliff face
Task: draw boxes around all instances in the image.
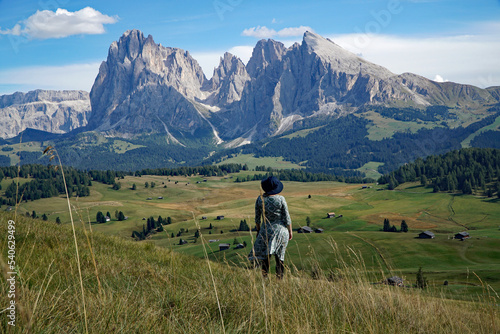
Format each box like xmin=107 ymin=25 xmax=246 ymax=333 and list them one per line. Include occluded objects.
xmin=0 ymin=90 xmax=90 ymax=138
xmin=87 ymin=29 xmax=500 ymax=145
xmin=89 ymin=30 xmax=213 ymax=141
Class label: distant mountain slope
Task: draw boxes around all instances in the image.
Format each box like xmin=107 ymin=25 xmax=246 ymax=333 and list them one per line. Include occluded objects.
xmin=88 ymin=30 xmax=500 ymax=144
xmin=0 ymin=89 xmax=90 ymax=139
xmin=378 ymin=147 xmax=500 ymax=195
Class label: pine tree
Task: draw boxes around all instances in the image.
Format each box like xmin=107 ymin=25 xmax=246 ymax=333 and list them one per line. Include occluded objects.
xmin=55 ymin=217 xmax=61 ymax=224
xmin=462 ymin=181 xmax=472 ymax=194
xmin=96 ymin=211 xmax=105 ymax=224
xmin=167 ymin=217 xmax=172 ymax=225
xmin=306 ymin=216 xmax=311 ymax=227
xmin=131 ymin=183 xmax=136 ymax=190
xmin=400 ymin=220 xmax=409 ymax=233
xmin=42 ymin=213 xmax=48 ymax=221
xmin=383 ymin=218 xmax=390 ymax=232
xmin=194 ymin=230 xmax=200 ymax=238
xmin=416 ymin=267 xmax=428 ymax=289
xmin=145 ymin=182 xmax=149 ymax=188
xmin=118 ymin=211 xmax=125 ymax=221
xmin=32 ymin=210 xmax=37 ymax=219
xmin=238 ymin=219 xmax=250 ymax=231
xmin=420 ymin=174 xmax=427 ymax=186
xmin=171 ymin=232 xmax=174 ymax=238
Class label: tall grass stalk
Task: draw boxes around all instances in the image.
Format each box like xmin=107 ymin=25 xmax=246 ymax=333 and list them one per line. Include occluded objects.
xmin=192 ymin=212 xmax=225 ymax=333
xmin=44 ymin=146 xmax=88 ymax=334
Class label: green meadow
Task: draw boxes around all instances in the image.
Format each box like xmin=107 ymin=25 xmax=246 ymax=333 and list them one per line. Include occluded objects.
xmin=6 ymin=170 xmax=500 ymax=301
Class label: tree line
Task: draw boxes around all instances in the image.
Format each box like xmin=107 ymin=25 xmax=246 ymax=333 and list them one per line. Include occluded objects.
xmin=378 ymin=148 xmax=500 ymax=196
xmin=234 ymin=169 xmax=374 ymax=184
xmin=131 ymin=216 xmax=172 ymax=240
xmin=206 ymin=110 xmax=500 ymax=175
xmin=1 ymin=164 xmax=92 ymax=205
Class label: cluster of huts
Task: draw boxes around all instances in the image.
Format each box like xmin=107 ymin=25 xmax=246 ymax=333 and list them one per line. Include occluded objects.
xmin=418 ymin=231 xmax=470 ymax=240
xmin=218 ymin=243 xmax=245 ymax=251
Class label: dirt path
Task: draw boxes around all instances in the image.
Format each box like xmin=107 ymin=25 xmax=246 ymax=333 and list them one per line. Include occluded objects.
xmin=448 ymin=196 xmax=468 ymax=230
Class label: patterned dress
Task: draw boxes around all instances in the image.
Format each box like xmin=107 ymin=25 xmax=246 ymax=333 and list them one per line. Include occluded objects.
xmin=248 ymin=195 xmax=292 ymax=262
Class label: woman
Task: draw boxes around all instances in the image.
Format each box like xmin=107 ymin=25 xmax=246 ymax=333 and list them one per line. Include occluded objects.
xmin=249 ymin=176 xmax=293 ymax=279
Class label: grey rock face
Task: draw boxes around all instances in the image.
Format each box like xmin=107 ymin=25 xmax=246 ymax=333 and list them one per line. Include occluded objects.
xmin=0 ymin=90 xmax=90 ymax=138
xmin=88 ymin=29 xmax=500 ymax=145
xmin=206 ymin=52 xmax=250 ymax=105
xmin=89 ymin=30 xmax=212 ymax=141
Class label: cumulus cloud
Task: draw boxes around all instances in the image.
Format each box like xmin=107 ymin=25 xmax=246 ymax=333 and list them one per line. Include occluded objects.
xmin=0 ymin=7 xmax=118 ymax=40
xmin=242 ymin=25 xmax=314 ymax=39
xmin=433 ymin=75 xmax=448 ymax=83
xmin=0 ymin=62 xmax=102 ymax=94
xmin=327 ymin=32 xmax=500 ymax=88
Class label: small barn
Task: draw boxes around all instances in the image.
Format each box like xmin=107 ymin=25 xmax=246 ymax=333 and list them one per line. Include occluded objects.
xmin=209 ymin=239 xmax=220 ymax=243
xmin=219 ymin=243 xmax=230 ymax=251
xmin=298 ymin=226 xmax=313 ymax=233
xmin=201 ymin=216 xmax=207 ymax=220
xmin=158 ymin=196 xmax=163 ymax=199
xmin=455 ymin=232 xmax=470 ymax=240
xmin=216 ymin=216 xmax=225 ymax=220
xmin=234 ymin=244 xmax=245 ymax=249
xmin=315 ymin=228 xmax=324 ymax=233
xmin=418 ymin=231 xmax=435 ymax=239
xmin=326 ymin=212 xmax=335 ymax=218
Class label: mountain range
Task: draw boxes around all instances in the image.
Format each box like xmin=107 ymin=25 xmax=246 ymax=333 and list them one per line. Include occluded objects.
xmin=0 ymin=90 xmax=90 ymax=139
xmin=1 ymin=29 xmax=499 ymax=171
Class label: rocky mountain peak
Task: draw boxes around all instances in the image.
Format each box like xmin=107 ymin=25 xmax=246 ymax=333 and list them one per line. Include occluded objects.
xmin=246 ymin=39 xmax=286 ymax=77
xmin=207 ymin=52 xmax=250 ymax=105
xmin=301 ymin=31 xmax=394 ymax=79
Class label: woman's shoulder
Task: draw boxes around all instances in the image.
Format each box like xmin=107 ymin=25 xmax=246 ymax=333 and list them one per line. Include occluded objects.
xmin=269 ymin=195 xmax=286 ymax=202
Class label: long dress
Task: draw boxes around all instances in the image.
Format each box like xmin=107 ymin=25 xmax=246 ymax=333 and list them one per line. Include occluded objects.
xmin=248 ymin=195 xmax=292 ymax=262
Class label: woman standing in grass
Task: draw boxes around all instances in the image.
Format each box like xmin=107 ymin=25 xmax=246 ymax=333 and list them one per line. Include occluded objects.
xmin=249 ymin=176 xmax=293 ymax=279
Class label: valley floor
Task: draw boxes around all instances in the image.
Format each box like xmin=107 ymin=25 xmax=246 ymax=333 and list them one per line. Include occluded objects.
xmin=4 ymin=171 xmax=500 ymax=302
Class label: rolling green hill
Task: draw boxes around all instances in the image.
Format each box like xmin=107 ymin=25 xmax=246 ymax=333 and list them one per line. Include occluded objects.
xmin=4 ymin=167 xmax=499 ymax=302
xmin=1 ymin=209 xmax=499 ymax=333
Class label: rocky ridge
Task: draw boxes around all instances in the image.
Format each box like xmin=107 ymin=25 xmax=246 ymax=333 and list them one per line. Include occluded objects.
xmin=0 ymin=90 xmax=90 ymax=139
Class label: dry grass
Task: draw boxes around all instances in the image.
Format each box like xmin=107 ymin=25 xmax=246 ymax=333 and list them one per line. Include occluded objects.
xmin=0 ymin=212 xmax=498 ymax=333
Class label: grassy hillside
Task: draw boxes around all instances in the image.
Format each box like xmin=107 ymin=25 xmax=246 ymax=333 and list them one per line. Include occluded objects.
xmin=1 ymin=211 xmax=498 ymax=333
xmin=5 ymin=170 xmax=500 ymax=302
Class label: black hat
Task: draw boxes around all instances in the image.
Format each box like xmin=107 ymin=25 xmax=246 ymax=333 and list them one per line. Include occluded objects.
xmin=261 ymin=176 xmax=283 ymax=195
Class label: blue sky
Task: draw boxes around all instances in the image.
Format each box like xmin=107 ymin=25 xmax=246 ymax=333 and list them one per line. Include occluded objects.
xmin=0 ymin=0 xmax=499 ymax=94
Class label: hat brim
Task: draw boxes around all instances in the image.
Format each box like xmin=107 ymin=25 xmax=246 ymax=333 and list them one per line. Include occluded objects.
xmin=265 ymin=180 xmax=283 ymax=195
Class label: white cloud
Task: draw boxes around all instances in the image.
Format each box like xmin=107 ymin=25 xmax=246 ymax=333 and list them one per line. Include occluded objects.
xmin=0 ymin=7 xmax=118 ymax=40
xmin=242 ymin=26 xmax=277 ymax=39
xmin=433 ymin=75 xmax=448 ymax=83
xmin=327 ymin=32 xmax=500 ymax=88
xmin=242 ymin=25 xmax=314 ymax=39
xmin=0 ymin=62 xmax=101 ymax=94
